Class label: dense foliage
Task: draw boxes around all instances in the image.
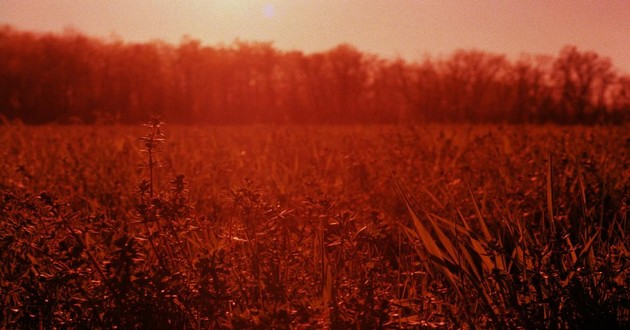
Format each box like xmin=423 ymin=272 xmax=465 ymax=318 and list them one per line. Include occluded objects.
xmin=1 ymin=25 xmax=629 ymax=125
xmin=1 ymin=122 xmax=628 ymax=328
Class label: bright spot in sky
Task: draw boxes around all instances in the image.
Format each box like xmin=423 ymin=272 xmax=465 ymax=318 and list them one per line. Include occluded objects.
xmin=263 ymin=4 xmax=275 ymax=18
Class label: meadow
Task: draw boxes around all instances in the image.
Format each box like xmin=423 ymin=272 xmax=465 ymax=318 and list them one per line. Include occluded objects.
xmin=1 ymin=122 xmax=628 ymax=328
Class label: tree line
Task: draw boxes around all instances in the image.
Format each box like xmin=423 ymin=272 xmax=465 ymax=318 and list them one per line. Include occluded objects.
xmin=1 ymin=25 xmax=629 ymax=124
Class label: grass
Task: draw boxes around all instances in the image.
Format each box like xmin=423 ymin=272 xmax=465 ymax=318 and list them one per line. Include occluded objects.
xmin=0 ymin=122 xmax=628 ymax=328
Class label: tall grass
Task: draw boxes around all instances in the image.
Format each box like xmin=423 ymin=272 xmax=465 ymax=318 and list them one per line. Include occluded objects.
xmin=393 ymin=150 xmax=629 ymax=328
xmin=0 ymin=122 xmax=628 ymax=328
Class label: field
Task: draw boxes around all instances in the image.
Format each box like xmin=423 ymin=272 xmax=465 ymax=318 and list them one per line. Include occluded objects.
xmin=1 ymin=122 xmax=629 ymax=328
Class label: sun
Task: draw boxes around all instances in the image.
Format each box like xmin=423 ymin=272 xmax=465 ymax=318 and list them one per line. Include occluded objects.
xmin=263 ymin=3 xmax=276 ymax=18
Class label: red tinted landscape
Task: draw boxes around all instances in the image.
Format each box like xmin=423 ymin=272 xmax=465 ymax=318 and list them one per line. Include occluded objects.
xmin=1 ymin=22 xmax=629 ymax=329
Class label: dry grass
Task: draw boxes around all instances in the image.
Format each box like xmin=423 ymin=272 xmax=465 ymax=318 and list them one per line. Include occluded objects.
xmin=1 ymin=122 xmax=628 ymax=328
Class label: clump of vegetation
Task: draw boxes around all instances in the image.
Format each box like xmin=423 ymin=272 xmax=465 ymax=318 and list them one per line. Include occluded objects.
xmin=394 ymin=169 xmax=629 ymax=328
xmin=1 ymin=121 xmax=628 ymax=328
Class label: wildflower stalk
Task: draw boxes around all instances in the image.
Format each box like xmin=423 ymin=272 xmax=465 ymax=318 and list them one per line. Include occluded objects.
xmin=137 ymin=116 xmax=174 ymax=271
xmin=140 ymin=116 xmax=166 ymax=199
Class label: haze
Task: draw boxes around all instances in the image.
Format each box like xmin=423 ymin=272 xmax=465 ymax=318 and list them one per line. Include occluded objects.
xmin=1 ymin=0 xmax=629 ymax=73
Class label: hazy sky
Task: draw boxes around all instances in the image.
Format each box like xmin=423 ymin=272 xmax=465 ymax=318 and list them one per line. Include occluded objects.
xmin=2 ymin=0 xmax=629 ymax=73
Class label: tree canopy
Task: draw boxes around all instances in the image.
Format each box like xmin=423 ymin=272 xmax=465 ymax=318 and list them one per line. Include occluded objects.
xmin=1 ymin=25 xmax=628 ymax=124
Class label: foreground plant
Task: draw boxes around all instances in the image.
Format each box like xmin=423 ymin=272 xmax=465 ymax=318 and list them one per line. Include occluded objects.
xmin=392 ymin=153 xmax=630 ymax=328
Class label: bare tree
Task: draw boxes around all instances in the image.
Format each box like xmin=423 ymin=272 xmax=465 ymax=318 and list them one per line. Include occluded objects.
xmin=552 ymin=46 xmax=615 ymax=122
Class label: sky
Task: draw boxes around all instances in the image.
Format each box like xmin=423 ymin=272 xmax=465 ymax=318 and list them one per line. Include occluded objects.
xmin=1 ymin=0 xmax=629 ymax=73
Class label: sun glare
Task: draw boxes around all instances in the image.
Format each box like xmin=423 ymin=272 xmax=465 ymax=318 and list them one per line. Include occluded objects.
xmin=263 ymin=3 xmax=276 ymax=18
xmin=212 ymin=1 xmax=277 ymax=20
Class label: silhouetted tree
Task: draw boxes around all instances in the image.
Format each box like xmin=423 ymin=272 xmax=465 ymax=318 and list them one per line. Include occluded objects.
xmin=396 ymin=58 xmax=443 ymax=122
xmin=506 ymin=55 xmax=554 ymax=123
xmin=438 ymin=50 xmax=508 ymax=122
xmin=552 ymin=46 xmax=615 ymax=123
xmin=364 ymin=58 xmax=406 ymax=123
xmin=326 ymin=44 xmax=367 ymax=122
xmin=0 ymin=25 xmax=627 ymax=125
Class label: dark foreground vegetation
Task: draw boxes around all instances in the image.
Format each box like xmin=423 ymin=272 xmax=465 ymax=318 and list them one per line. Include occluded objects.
xmin=1 ymin=121 xmax=628 ymax=328
xmin=1 ymin=25 xmax=630 ymax=125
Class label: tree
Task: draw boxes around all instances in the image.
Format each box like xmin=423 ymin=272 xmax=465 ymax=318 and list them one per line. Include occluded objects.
xmin=326 ymin=44 xmax=368 ymax=122
xmin=396 ymin=57 xmax=441 ymax=122
xmin=507 ymin=55 xmax=554 ymax=123
xmin=552 ymin=46 xmax=615 ymax=122
xmin=439 ymin=50 xmax=508 ymax=122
